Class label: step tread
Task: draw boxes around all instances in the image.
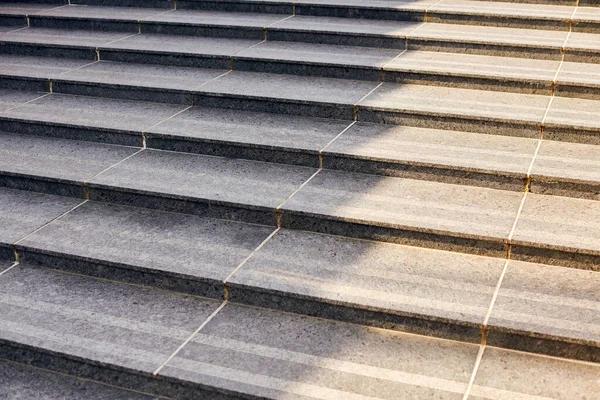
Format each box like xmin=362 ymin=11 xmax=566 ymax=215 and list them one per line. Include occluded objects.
xmin=0 ymin=55 xmax=94 ymax=80
xmin=0 ymin=88 xmax=45 ymax=111
xmin=565 ymin=30 xmax=600 ymax=51
xmin=86 ymin=149 xmax=317 ymax=212
xmin=512 ymin=194 xmax=600 ymax=258
xmin=429 ymin=0 xmax=576 ymax=19
xmin=531 ymin=140 xmax=600 ymax=187
xmin=143 ymin=8 xmax=290 ymax=26
xmin=0 ymin=27 xmax=132 ymax=47
xmin=0 ymin=187 xmax=80 ymax=249
xmin=574 ymin=5 xmax=600 ymax=22
xmin=557 ymin=60 xmax=600 ymax=87
xmin=0 ymin=3 xmax=64 ymax=15
xmin=0 ymin=93 xmax=187 ymax=137
xmin=0 ymin=360 xmax=162 ymax=400
xmin=280 ymin=169 xmax=523 ymax=244
xmin=544 ymin=95 xmax=600 ymax=130
xmin=0 ymin=131 xmax=139 ymax=184
xmin=322 ymin=123 xmax=538 ymax=176
xmin=35 ymin=4 xmax=172 ymax=20
xmin=17 ymin=201 xmax=275 ymax=297
xmin=0 ymin=264 xmax=481 ymax=399
xmin=486 ymin=260 xmax=600 ymax=350
xmin=385 ymin=50 xmax=561 ymax=81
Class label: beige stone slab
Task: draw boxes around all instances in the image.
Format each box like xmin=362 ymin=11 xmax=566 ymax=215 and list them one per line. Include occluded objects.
xmin=430 ymin=0 xmax=575 ymax=20
xmin=544 ymin=95 xmax=600 ymax=130
xmin=469 ymin=347 xmax=600 ymax=399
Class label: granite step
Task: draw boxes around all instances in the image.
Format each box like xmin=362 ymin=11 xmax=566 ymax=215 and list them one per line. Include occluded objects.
xmin=8 ymin=197 xmax=599 ymax=361
xmin=2 ymin=29 xmax=599 ymax=97
xmin=2 ymin=92 xmax=600 ymax=197
xmin=0 ymin=263 xmax=599 ymax=399
xmin=2 ymin=61 xmax=600 ymax=144
xmin=9 ymin=1 xmax=600 ymax=33
xmin=3 ymin=9 xmax=600 ymax=61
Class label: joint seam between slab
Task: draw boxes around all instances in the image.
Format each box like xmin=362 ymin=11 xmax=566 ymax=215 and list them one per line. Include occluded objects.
xmin=3 ymin=92 xmax=51 ymax=113
xmin=318 ymin=120 xmax=356 ymax=168
xmin=190 ymin=70 xmax=232 ymax=91
xmin=12 ymin=200 xmax=88 ymax=255
xmin=222 ymin=227 xmax=281 ymax=291
xmin=0 ymin=262 xmax=18 ymax=278
xmin=275 ymin=168 xmax=321 ymax=213
xmin=152 ymin=300 xmax=227 ymax=377
xmin=462 ymin=344 xmax=486 ymax=400
xmin=83 ymin=148 xmax=145 ymax=195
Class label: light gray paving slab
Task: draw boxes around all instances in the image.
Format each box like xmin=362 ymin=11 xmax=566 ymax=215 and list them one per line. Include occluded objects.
xmin=0 ymin=55 xmax=91 ymax=79
xmin=0 ymin=89 xmax=46 ymax=112
xmin=159 ymin=303 xmax=479 ymax=399
xmin=0 ymin=265 xmax=221 ymax=386
xmin=143 ymin=9 xmax=287 ymax=26
xmin=228 ymin=228 xmax=504 ymax=340
xmin=36 ymin=4 xmax=167 ymax=19
xmin=530 ymin=140 xmax=600 ymax=199
xmin=0 ymin=3 xmax=65 ymax=15
xmin=429 ymin=0 xmax=575 ymax=20
xmin=0 ymin=188 xmax=81 ymax=260
xmin=469 ymin=347 xmax=600 ymax=399
xmin=18 ymin=201 xmax=274 ymax=297
xmin=511 ymin=193 xmax=600 ymax=269
xmin=486 ymin=260 xmax=600 ymax=362
xmin=0 ymin=27 xmax=131 ymax=47
xmin=86 ymin=149 xmax=317 ymax=225
xmin=280 ymin=170 xmax=523 ymax=256
xmin=323 ymin=123 xmax=537 ymax=189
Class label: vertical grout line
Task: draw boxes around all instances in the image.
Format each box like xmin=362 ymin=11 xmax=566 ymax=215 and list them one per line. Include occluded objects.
xmin=462 ymin=345 xmax=486 ymax=400
xmin=0 ymin=262 xmax=19 ymax=278
xmin=153 ymin=300 xmax=228 ymax=377
xmin=222 ymin=227 xmax=281 ymax=290
xmin=319 ymin=121 xmax=357 ymax=166
xmin=83 ymin=148 xmax=145 ymax=189
xmin=13 ymin=200 xmax=89 ymax=248
xmin=3 ymin=92 xmax=51 ymax=113
xmin=275 ymin=168 xmax=322 ymax=226
xmin=353 ymin=82 xmax=383 ymax=122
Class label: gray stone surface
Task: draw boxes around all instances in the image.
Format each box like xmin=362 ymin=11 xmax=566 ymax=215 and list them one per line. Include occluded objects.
xmin=0 ymin=132 xmax=139 ymax=196
xmin=384 ymin=50 xmax=559 ymax=93
xmin=280 ymin=170 xmax=523 ymax=256
xmin=143 ymin=8 xmax=288 ymax=26
xmin=0 ymin=89 xmax=46 ymax=112
xmin=469 ymin=347 xmax=600 ymax=399
xmin=323 ymin=122 xmax=537 ymax=189
xmin=146 ymin=106 xmax=350 ymax=166
xmin=530 ymin=140 xmax=600 ymax=199
xmin=0 ymin=93 xmax=187 ymax=145
xmin=0 ymin=27 xmax=132 ymax=47
xmin=228 ymin=228 xmax=504 ymax=340
xmin=0 ymin=260 xmax=14 ymax=272
xmin=160 ymin=303 xmax=479 ymax=399
xmin=358 ymin=83 xmax=550 ymax=137
xmin=0 ymin=187 xmax=81 ymax=247
xmin=0 ymin=265 xmax=221 ymax=385
xmin=511 ymin=193 xmax=600 ymax=270
xmin=18 ymin=201 xmax=274 ymax=297
xmin=556 ymin=61 xmax=600 ymax=99
xmin=36 ymin=4 xmax=167 ymax=20
xmin=0 ymin=3 xmax=66 ymax=15
xmin=87 ymin=149 xmax=317 ymax=225
xmin=429 ymin=0 xmax=575 ymax=20
xmin=196 ymin=70 xmax=378 ymax=119
xmin=0 ymin=360 xmax=159 ymax=400
xmin=0 ymin=55 xmax=91 ymax=80
xmin=58 ymin=60 xmax=228 ymax=91
xmin=487 ymin=260 xmax=600 ymax=362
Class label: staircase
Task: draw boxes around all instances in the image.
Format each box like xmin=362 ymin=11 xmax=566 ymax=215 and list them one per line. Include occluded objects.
xmin=0 ymin=0 xmax=599 ymax=398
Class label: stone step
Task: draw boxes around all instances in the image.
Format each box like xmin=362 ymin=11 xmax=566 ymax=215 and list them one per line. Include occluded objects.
xmin=2 ymin=7 xmax=600 ymax=60
xmin=6 ymin=1 xmax=600 ymax=33
xmin=4 ymin=196 xmax=596 ymax=361
xmin=0 ymin=262 xmax=598 ymax=399
xmin=2 ymin=92 xmax=600 ymax=197
xmin=3 ymin=61 xmax=600 ymax=144
xmin=3 ymin=135 xmax=599 ymax=267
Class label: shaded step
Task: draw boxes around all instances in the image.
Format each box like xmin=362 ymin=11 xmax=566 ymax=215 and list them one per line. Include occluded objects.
xmin=0 ymin=187 xmax=81 ymax=261
xmin=0 ymin=131 xmax=140 ymax=197
xmin=1 ymin=264 xmax=599 ymax=398
xmin=1 ymin=92 xmax=598 ymax=197
xmin=85 ymin=149 xmax=317 ymax=226
xmin=0 ymin=360 xmax=164 ymax=400
xmin=17 ymin=200 xmax=276 ymax=299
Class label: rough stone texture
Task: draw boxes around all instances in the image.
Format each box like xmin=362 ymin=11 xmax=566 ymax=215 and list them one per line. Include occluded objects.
xmin=487 ymin=260 xmax=600 ymax=362
xmin=228 ymin=228 xmax=504 ymax=341
xmin=160 ymin=303 xmax=479 ymax=399
xmin=469 ymin=347 xmax=600 ymax=399
xmin=18 ymin=201 xmax=275 ymax=298
xmin=280 ymin=170 xmax=523 ymax=256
